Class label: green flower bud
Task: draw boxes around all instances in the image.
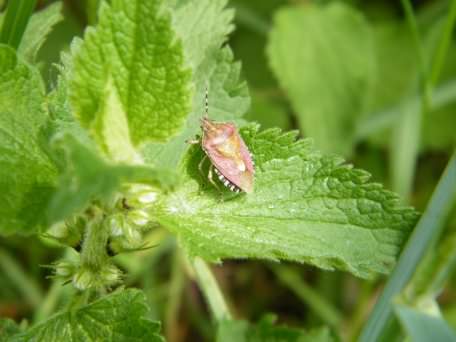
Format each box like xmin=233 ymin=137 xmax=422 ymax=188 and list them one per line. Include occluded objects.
xmin=72 ymin=268 xmax=93 ymax=291
xmin=53 ymin=260 xmax=77 ymax=278
xmin=45 ymin=217 xmax=84 ymax=247
xmin=128 ymin=209 xmax=149 ymax=227
xmin=124 ymin=184 xmax=157 ymax=207
xmin=72 ymin=264 xmax=122 ymax=290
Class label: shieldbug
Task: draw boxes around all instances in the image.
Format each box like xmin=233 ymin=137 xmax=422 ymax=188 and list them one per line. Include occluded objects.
xmin=188 ymin=88 xmax=255 ymax=194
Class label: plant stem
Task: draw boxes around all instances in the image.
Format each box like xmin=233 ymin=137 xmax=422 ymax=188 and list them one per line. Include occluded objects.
xmin=389 ymin=0 xmax=429 ymax=199
xmin=165 ymin=248 xmax=185 ymax=342
xmin=0 ymin=247 xmax=43 ymax=309
xmin=192 ymin=257 xmax=232 ymax=321
xmin=271 ymin=265 xmax=342 ymax=328
xmin=80 ymin=209 xmax=109 ymax=270
xmin=359 ymin=151 xmax=456 ymax=342
xmin=345 ymin=280 xmax=375 ymax=342
xmin=32 ymin=278 xmax=61 ymax=323
xmin=86 ymin=0 xmax=101 ymax=25
xmin=0 ymin=0 xmax=36 ymax=48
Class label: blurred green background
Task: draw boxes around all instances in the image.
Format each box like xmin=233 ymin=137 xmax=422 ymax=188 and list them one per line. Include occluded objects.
xmin=0 ymin=0 xmax=455 ymax=341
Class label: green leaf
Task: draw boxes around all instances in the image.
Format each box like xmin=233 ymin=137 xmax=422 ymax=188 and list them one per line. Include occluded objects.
xmin=0 ymin=318 xmax=21 ymax=341
xmin=18 ymin=2 xmax=63 ymax=62
xmin=10 ymin=289 xmax=165 ymax=342
xmin=217 ymin=315 xmax=333 ymax=342
xmin=47 ymin=133 xmax=178 ymax=224
xmin=395 ymin=304 xmax=456 ymax=342
xmin=143 ymin=0 xmax=250 ymax=168
xmin=267 ymin=2 xmax=375 ymax=155
xmin=0 ymin=45 xmax=57 ymax=235
xmin=151 ymin=125 xmax=418 ymax=278
xmin=367 ymin=21 xmax=417 ymax=115
xmin=69 ymin=0 xmax=191 ymax=156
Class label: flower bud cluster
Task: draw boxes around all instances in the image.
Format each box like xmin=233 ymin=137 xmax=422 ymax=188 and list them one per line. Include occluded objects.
xmin=46 ymin=184 xmax=158 ymax=291
xmin=108 ymin=184 xmax=158 ymax=253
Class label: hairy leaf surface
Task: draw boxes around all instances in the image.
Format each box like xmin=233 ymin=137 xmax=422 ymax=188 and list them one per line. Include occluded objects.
xmin=151 ymin=125 xmax=418 ymax=278
xmin=10 ymin=289 xmax=164 ymax=342
xmin=69 ymin=0 xmax=191 ymax=156
xmin=0 ymin=46 xmax=56 ymax=235
xmin=267 ymin=2 xmax=375 ymax=155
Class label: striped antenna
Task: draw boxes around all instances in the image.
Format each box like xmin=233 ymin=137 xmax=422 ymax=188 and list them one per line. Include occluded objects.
xmin=204 ymin=85 xmax=209 ymax=118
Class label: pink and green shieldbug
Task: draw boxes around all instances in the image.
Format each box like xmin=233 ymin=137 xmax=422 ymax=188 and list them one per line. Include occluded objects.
xmin=188 ymin=88 xmax=255 ymax=194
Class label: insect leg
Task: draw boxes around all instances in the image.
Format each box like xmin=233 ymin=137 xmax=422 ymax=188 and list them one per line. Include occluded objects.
xmin=208 ymin=163 xmax=222 ymax=195
xmin=198 ymin=154 xmax=207 ymax=178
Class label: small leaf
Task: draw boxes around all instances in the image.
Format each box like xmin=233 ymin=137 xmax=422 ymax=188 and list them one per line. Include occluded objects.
xmin=395 ymin=304 xmax=456 ymax=342
xmin=47 ymin=133 xmax=178 ymax=224
xmin=267 ymin=2 xmax=375 ymax=155
xmin=0 ymin=45 xmax=57 ymax=235
xmin=0 ymin=318 xmax=21 ymax=341
xmin=151 ymin=125 xmax=418 ymax=278
xmin=18 ymin=2 xmax=63 ymax=62
xmin=10 ymin=289 xmax=165 ymax=342
xmin=217 ymin=315 xmax=333 ymax=342
xmin=143 ymin=0 xmax=250 ymax=168
xmin=69 ymin=0 xmax=191 ymax=153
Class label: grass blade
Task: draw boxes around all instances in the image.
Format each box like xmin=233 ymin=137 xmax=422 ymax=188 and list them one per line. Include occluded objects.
xmin=0 ymin=0 xmax=37 ymax=49
xmin=359 ymin=151 xmax=456 ymax=341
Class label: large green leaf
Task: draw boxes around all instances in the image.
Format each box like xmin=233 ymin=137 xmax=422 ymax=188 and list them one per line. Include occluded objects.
xmin=267 ymin=2 xmax=375 ymax=155
xmin=143 ymin=0 xmax=250 ymax=168
xmin=10 ymin=289 xmax=164 ymax=342
xmin=0 ymin=45 xmax=57 ymax=235
xmin=151 ymin=125 xmax=418 ymax=278
xmin=217 ymin=315 xmax=332 ymax=342
xmin=69 ymin=0 xmax=191 ymax=158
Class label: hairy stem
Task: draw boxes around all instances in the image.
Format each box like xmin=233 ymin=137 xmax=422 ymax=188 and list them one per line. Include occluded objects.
xmin=165 ymin=248 xmax=186 ymax=341
xmin=192 ymin=257 xmax=232 ymax=321
xmin=80 ymin=208 xmax=109 ymax=270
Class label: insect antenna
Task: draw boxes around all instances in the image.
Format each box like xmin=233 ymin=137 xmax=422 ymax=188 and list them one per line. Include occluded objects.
xmin=204 ymin=84 xmax=209 ymax=118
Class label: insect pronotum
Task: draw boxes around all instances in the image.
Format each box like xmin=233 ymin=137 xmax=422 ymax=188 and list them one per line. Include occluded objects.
xmin=188 ymin=87 xmax=255 ymax=193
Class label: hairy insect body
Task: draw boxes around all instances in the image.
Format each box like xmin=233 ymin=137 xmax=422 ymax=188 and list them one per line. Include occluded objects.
xmin=201 ymin=117 xmax=255 ymax=193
